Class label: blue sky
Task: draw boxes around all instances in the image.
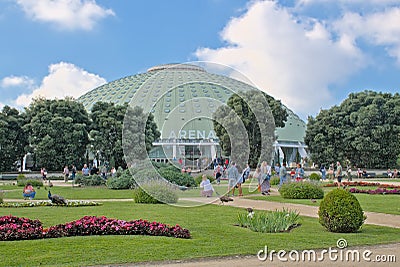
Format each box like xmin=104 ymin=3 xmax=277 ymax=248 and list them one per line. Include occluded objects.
xmin=1 ymin=0 xmax=399 ymax=120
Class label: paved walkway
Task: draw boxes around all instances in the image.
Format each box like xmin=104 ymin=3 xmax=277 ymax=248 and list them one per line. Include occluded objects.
xmin=180 ymin=195 xmax=400 ymax=228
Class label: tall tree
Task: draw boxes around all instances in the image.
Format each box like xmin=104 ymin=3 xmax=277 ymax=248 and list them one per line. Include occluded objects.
xmin=213 ymin=90 xmax=287 ymax=168
xmin=24 ymin=98 xmax=90 ymax=170
xmin=0 ymin=106 xmax=28 ymax=171
xmin=122 ymin=106 xmax=161 ymax=164
xmin=305 ymin=91 xmax=400 ymax=168
xmin=89 ymin=102 xmax=127 ymax=169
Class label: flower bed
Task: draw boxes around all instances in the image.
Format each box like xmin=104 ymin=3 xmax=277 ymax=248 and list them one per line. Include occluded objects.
xmin=0 ymin=215 xmax=191 ymax=241
xmin=348 ymin=188 xmax=400 ymax=195
xmin=324 ymin=181 xmax=400 ymax=189
xmin=0 ymin=200 xmax=101 ymax=208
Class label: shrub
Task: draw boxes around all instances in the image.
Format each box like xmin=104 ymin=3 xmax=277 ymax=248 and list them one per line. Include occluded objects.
xmin=237 ymin=208 xmax=300 ymax=233
xmin=0 ymin=191 xmax=3 ymax=204
xmin=107 ymin=169 xmax=137 ymax=189
xmin=270 ymin=176 xmax=280 ymax=186
xmin=319 ymin=189 xmax=365 ymax=233
xmin=74 ymin=174 xmax=106 ymax=186
xmin=17 ymin=178 xmax=43 ymax=187
xmin=279 ymin=181 xmax=324 ymax=199
xmin=194 ymin=174 xmax=215 ymax=186
xmin=309 ymin=173 xmax=321 ymax=181
xmin=157 ymin=169 xmax=196 ymax=187
xmin=133 ymin=181 xmax=178 ymax=204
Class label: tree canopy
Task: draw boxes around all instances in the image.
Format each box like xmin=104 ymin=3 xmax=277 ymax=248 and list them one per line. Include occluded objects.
xmin=305 ymin=91 xmax=400 ymax=168
xmin=89 ymin=102 xmax=128 ymax=169
xmin=213 ymin=90 xmax=287 ymax=168
xmin=0 ymin=106 xmax=28 ymax=171
xmin=24 ymin=98 xmax=90 ymax=170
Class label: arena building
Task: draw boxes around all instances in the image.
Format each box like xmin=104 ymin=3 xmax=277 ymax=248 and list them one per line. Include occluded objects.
xmin=78 ymin=63 xmax=307 ymax=168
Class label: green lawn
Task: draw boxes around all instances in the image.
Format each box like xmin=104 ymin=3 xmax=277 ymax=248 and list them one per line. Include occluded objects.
xmin=1 ymin=181 xmax=260 ymax=200
xmin=1 ymin=202 xmax=400 ymax=266
xmin=1 ymin=185 xmax=134 ymax=200
xmin=248 ymin=186 xmax=400 ymax=215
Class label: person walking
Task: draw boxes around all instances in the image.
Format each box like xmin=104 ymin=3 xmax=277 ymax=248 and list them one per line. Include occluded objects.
xmin=320 ymin=164 xmax=326 ymax=180
xmin=63 ymin=165 xmax=69 ymax=183
xmin=336 ymin=161 xmax=344 ymax=188
xmin=71 ymin=165 xmax=77 ymax=180
xmin=295 ymin=163 xmax=304 ymax=181
xmin=279 ymin=162 xmax=287 ymax=187
xmin=214 ymin=163 xmax=222 ymax=185
xmin=227 ymin=162 xmax=240 ymax=197
xmin=346 ymin=165 xmax=352 ymax=181
xmin=260 ymin=161 xmax=271 ymax=195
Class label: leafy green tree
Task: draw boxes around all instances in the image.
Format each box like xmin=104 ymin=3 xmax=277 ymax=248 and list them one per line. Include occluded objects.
xmin=0 ymin=106 xmax=28 ymax=171
xmin=213 ymin=90 xmax=287 ymax=168
xmin=89 ymin=102 xmax=127 ymax=169
xmin=24 ymin=98 xmax=90 ymax=170
xmin=122 ymin=106 xmax=161 ymax=164
xmin=305 ymin=91 xmax=400 ymax=168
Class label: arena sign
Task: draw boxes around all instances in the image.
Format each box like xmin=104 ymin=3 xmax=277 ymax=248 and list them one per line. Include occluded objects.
xmin=167 ymin=129 xmax=217 ymax=140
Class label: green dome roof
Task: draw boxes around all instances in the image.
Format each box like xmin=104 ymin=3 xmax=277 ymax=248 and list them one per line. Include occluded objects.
xmin=78 ymin=64 xmax=306 ymax=144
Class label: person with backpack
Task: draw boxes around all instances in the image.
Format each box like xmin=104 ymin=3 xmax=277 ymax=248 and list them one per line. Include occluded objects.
xmin=214 ymin=163 xmax=222 ymax=185
xmin=241 ymin=163 xmax=250 ymax=184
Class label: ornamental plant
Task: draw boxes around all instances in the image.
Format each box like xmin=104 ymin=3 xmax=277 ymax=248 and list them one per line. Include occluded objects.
xmin=237 ymin=208 xmax=300 ymax=233
xmin=0 ymin=200 xmax=101 ymax=208
xmin=319 ymin=189 xmax=365 ymax=233
xmin=0 ymin=215 xmax=191 ymax=241
xmin=348 ymin=188 xmax=400 ymax=195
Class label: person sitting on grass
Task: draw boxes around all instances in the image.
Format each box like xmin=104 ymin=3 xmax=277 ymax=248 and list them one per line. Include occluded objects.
xmin=22 ymin=183 xmax=36 ymax=200
xmin=200 ymin=174 xmax=214 ymax=197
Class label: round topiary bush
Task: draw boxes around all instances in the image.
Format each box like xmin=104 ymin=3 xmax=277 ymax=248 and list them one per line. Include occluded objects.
xmin=309 ymin=173 xmax=321 ymax=181
xmin=279 ymin=182 xmax=324 ymax=199
xmin=270 ymin=176 xmax=280 ymax=186
xmin=318 ymin=189 xmax=365 ymax=233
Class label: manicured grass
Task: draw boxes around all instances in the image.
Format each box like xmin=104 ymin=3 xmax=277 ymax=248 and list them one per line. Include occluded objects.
xmin=1 ymin=202 xmax=400 ymax=266
xmin=248 ymin=186 xmax=400 ymax=215
xmin=178 ymin=180 xmax=259 ymax=198
xmin=2 ymin=181 xmax=260 ymax=200
xmin=1 ymin=186 xmax=134 ymax=200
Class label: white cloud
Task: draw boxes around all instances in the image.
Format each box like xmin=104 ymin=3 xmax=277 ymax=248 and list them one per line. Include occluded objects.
xmin=333 ymin=8 xmax=400 ymax=63
xmin=15 ymin=62 xmax=106 ymax=107
xmin=195 ymin=1 xmax=365 ymax=118
xmin=1 ymin=75 xmax=34 ymax=88
xmin=16 ymin=0 xmax=115 ymax=30
xmin=0 ymin=102 xmax=4 ymax=110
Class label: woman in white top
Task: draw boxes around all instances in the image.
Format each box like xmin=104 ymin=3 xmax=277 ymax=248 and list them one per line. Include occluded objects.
xmin=200 ymin=174 xmax=214 ymax=197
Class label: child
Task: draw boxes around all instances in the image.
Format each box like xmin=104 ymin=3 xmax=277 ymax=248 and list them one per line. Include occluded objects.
xmin=200 ymin=175 xmax=214 ymax=197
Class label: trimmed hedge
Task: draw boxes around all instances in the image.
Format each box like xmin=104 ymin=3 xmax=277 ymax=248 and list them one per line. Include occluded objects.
xmin=107 ymin=169 xmax=138 ymax=190
xmin=133 ymin=182 xmax=178 ymax=204
xmin=279 ymin=181 xmax=324 ymax=199
xmin=17 ymin=178 xmax=43 ymax=187
xmin=157 ymin=169 xmax=196 ymax=187
xmin=74 ymin=174 xmax=105 ymax=186
xmin=319 ymin=189 xmax=365 ymax=233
